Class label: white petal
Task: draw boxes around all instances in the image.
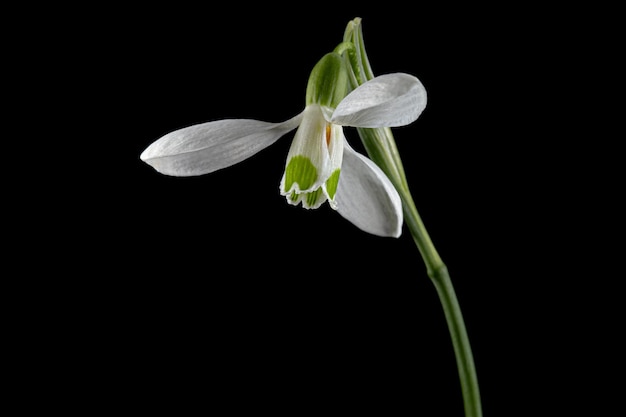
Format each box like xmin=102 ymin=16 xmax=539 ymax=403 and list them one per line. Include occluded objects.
xmin=331 ymin=73 xmax=427 ymax=128
xmin=279 ymin=104 xmax=345 ymax=210
xmin=335 ymin=141 xmax=403 ymax=237
xmin=140 ymin=113 xmax=303 ymax=176
xmin=281 ymin=105 xmax=331 ymax=193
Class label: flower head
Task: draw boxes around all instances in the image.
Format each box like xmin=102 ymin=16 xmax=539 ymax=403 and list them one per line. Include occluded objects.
xmin=140 ymin=51 xmax=426 ymax=237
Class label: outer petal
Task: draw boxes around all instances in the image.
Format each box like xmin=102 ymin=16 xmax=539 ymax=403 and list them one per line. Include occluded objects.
xmin=335 ymin=141 xmax=403 ymax=237
xmin=140 ymin=113 xmax=303 ymax=176
xmin=330 ymin=73 xmax=427 ymax=128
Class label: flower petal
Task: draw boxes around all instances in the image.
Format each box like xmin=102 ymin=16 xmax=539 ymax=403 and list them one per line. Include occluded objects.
xmin=330 ymin=73 xmax=427 ymax=128
xmin=335 ymin=141 xmax=403 ymax=237
xmin=281 ymin=105 xmax=331 ymax=195
xmin=280 ymin=104 xmax=344 ymax=210
xmin=140 ymin=113 xmax=303 ymax=176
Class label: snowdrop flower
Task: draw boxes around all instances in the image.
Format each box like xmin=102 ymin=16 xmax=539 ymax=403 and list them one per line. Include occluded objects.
xmin=141 ymin=51 xmax=426 ymax=237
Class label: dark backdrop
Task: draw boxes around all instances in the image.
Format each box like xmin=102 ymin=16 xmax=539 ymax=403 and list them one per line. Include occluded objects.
xmin=39 ymin=3 xmax=615 ymax=416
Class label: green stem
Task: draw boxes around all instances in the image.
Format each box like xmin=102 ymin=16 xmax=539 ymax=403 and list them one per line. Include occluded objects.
xmin=359 ymin=136 xmax=482 ymax=416
xmin=344 ymin=17 xmax=483 ymax=417
xmin=400 ymin=187 xmax=482 ymax=417
xmin=397 ymin=187 xmax=443 ymax=273
xmin=431 ymin=266 xmax=482 ymax=417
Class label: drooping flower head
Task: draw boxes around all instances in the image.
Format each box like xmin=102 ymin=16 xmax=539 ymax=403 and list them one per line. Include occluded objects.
xmin=140 ymin=43 xmax=426 ymax=237
xmin=280 ymin=50 xmax=348 ymax=210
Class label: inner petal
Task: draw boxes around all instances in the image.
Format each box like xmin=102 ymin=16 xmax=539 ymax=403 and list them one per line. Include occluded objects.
xmin=281 ymin=104 xmax=331 ymax=195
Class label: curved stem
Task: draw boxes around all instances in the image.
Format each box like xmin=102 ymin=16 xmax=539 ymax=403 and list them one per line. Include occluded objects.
xmin=344 ymin=17 xmax=483 ymax=417
xmin=357 ymin=125 xmax=483 ymax=417
xmin=431 ymin=265 xmax=482 ymax=417
xmin=396 ymin=185 xmax=442 ymax=273
xmin=400 ymin=188 xmax=482 ymax=417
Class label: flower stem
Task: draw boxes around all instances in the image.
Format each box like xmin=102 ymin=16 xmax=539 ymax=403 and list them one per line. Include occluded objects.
xmin=358 ymin=129 xmax=483 ymax=416
xmin=400 ymin=186 xmax=483 ymax=417
xmin=344 ymin=17 xmax=483 ymax=417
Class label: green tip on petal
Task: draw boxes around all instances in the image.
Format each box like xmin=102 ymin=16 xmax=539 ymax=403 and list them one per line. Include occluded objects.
xmin=305 ymin=188 xmax=325 ymax=208
xmin=325 ymin=169 xmax=341 ymax=200
xmin=282 ymin=155 xmax=330 ymax=209
xmin=283 ymin=155 xmax=318 ymax=192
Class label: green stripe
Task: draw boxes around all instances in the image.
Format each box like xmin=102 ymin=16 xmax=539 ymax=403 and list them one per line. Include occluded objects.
xmin=305 ymin=188 xmax=324 ymax=207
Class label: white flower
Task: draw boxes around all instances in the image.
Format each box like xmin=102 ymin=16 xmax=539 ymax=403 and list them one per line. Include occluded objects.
xmin=140 ymin=73 xmax=427 ymax=237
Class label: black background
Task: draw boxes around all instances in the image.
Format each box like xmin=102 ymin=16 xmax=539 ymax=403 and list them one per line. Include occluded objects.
xmin=21 ymin=3 xmax=621 ymax=416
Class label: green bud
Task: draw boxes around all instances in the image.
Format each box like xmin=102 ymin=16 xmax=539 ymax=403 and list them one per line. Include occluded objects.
xmin=305 ymin=52 xmax=349 ymax=109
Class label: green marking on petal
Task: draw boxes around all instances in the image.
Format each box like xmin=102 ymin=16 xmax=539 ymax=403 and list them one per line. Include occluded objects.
xmin=286 ymin=190 xmax=301 ymax=206
xmin=284 ymin=155 xmax=317 ymax=192
xmin=325 ymin=169 xmax=341 ymax=200
xmin=305 ymin=188 xmax=324 ymax=207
